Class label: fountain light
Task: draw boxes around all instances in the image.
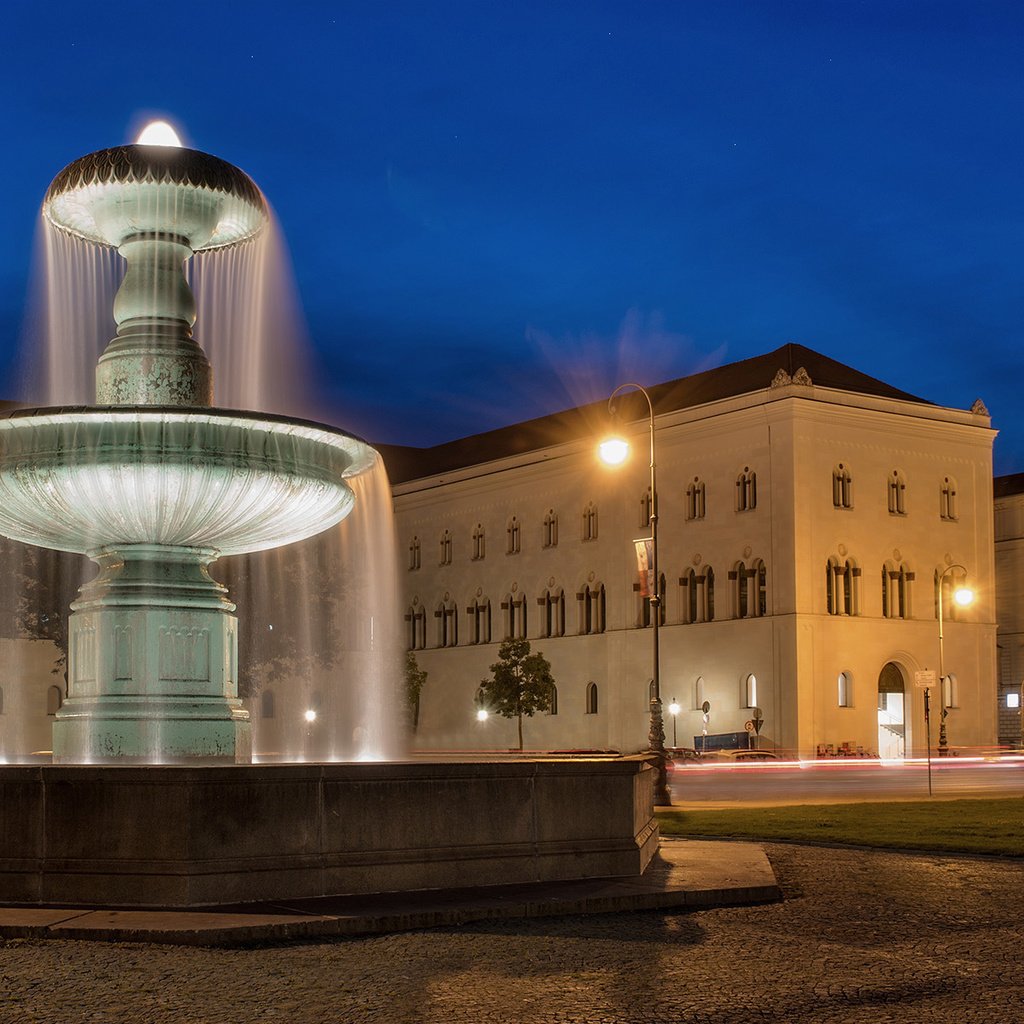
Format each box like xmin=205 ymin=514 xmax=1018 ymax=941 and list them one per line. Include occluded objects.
xmin=136 ymin=120 xmax=182 ymax=147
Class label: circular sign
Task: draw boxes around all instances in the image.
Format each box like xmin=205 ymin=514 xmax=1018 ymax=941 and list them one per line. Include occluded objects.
xmin=744 ymin=720 xmax=755 ymax=733
xmin=702 ymin=700 xmax=711 ymax=714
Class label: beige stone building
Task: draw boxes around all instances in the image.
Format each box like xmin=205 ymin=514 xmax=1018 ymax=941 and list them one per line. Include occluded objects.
xmin=382 ymin=343 xmax=998 ymax=759
xmin=994 ymin=473 xmax=1024 ymax=748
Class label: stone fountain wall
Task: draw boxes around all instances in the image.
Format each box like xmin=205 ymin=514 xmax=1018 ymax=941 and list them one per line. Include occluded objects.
xmin=0 ymin=757 xmax=657 ymax=907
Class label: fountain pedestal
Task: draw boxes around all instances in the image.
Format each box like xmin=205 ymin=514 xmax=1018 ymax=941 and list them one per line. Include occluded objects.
xmin=54 ymin=545 xmax=250 ymax=763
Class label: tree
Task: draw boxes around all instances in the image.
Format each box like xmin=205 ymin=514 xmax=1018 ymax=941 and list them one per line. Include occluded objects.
xmin=404 ymin=651 xmax=427 ymax=731
xmin=479 ymin=638 xmax=555 ymax=750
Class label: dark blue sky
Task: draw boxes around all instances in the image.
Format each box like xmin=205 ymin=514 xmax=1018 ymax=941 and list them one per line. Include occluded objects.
xmin=2 ymin=2 xmax=1022 ymax=471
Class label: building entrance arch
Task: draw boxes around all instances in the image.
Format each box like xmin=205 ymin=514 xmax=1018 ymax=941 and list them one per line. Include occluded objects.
xmin=877 ymin=662 xmax=907 ymax=760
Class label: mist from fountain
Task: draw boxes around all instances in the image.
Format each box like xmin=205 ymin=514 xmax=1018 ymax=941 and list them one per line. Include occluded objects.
xmin=2 ymin=141 xmax=402 ymax=764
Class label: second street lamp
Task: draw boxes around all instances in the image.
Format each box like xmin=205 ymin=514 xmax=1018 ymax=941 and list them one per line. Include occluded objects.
xmin=599 ymin=382 xmax=672 ymax=806
xmin=937 ymin=564 xmax=974 ymax=756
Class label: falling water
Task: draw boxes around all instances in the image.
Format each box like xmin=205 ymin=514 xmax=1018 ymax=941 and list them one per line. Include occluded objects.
xmin=6 ymin=208 xmax=403 ymax=763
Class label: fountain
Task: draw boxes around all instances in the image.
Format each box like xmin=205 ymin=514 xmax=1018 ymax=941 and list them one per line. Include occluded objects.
xmin=0 ymin=134 xmax=374 ymax=762
xmin=0 ymin=129 xmax=657 ymax=908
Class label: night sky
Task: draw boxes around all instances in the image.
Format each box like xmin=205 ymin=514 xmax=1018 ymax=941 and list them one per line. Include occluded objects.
xmin=2 ymin=2 xmax=1022 ymax=472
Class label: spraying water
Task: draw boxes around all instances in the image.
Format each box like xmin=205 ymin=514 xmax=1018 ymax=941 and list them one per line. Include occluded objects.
xmin=3 ymin=121 xmax=402 ymax=763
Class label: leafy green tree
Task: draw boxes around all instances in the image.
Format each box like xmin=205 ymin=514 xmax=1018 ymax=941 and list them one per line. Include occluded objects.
xmin=404 ymin=651 xmax=427 ymax=730
xmin=479 ymin=638 xmax=555 ymax=750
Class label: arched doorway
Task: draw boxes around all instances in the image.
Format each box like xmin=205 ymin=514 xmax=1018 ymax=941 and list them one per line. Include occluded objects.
xmin=877 ymin=662 xmax=906 ymax=760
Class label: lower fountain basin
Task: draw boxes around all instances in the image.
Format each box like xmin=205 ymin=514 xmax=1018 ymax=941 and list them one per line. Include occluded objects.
xmin=0 ymin=407 xmax=375 ymax=555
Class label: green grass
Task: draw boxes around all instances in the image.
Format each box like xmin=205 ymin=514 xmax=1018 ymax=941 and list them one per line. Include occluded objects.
xmin=656 ymin=798 xmax=1024 ymax=856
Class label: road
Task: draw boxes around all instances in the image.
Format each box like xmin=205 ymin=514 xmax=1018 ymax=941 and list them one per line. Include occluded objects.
xmin=670 ymin=756 xmax=1024 ymax=805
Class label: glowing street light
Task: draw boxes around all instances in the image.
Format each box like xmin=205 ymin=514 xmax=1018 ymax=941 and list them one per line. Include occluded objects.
xmin=938 ymin=565 xmax=974 ymax=756
xmin=476 ymin=708 xmax=489 ymax=723
xmin=304 ymin=708 xmax=317 ymax=724
xmin=668 ymin=699 xmax=680 ymax=747
xmin=598 ymin=382 xmax=671 ymax=806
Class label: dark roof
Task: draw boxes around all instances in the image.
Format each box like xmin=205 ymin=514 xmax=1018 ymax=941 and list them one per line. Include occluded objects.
xmin=994 ymin=473 xmax=1024 ymax=498
xmin=377 ymin=343 xmax=931 ymax=485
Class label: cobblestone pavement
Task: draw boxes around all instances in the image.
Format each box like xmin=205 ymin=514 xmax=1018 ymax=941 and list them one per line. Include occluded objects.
xmin=1 ymin=843 xmax=1021 ymax=1024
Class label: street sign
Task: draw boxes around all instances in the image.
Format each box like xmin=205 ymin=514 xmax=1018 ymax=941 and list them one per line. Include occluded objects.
xmin=701 ymin=701 xmax=710 ymax=714
xmin=915 ymin=670 xmax=937 ymax=689
xmin=744 ymin=720 xmax=755 ymax=733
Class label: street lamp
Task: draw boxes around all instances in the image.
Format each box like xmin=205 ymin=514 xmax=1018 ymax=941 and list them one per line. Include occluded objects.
xmin=937 ymin=564 xmax=974 ymax=756
xmin=668 ymin=699 xmax=680 ymax=747
xmin=598 ymin=382 xmax=671 ymax=806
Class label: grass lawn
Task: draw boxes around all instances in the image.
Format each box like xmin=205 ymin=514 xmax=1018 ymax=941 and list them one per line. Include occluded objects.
xmin=656 ymin=798 xmax=1024 ymax=857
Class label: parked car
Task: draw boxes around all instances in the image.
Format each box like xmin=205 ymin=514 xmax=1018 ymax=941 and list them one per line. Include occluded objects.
xmin=665 ymin=747 xmax=704 ymax=770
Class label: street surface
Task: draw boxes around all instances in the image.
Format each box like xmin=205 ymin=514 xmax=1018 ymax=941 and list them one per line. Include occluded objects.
xmin=670 ymin=757 xmax=1024 ymax=806
xmin=0 ymin=843 xmax=1020 ymax=1023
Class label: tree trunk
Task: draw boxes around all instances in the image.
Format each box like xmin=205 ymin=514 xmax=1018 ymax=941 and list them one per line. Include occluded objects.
xmin=518 ymin=712 xmax=524 ymax=750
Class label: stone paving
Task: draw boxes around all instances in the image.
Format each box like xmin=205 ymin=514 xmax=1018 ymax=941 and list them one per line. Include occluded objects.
xmin=0 ymin=842 xmax=1020 ymax=1023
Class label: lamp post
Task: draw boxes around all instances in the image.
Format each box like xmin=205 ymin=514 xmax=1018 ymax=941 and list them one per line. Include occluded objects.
xmin=599 ymin=382 xmax=671 ymax=806
xmin=937 ymin=563 xmax=973 ymax=757
xmin=668 ymin=699 xmax=680 ymax=747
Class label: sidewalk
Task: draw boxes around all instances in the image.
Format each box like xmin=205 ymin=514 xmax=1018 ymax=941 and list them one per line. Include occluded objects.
xmin=0 ymin=839 xmax=779 ymax=947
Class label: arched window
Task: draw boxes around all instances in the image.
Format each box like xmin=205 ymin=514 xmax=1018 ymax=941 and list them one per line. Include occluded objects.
xmin=942 ymin=673 xmax=959 ymax=709
xmin=543 ymin=509 xmax=559 ymax=548
xmin=827 ymin=557 xmax=860 ymax=615
xmin=686 ymin=478 xmax=706 ymax=521
xmin=833 ymin=464 xmax=853 ymax=509
xmin=405 ymin=602 xmax=427 ymax=650
xmin=585 ymin=682 xmax=599 ymax=715
xmin=888 ymin=470 xmax=906 ymax=515
xmin=694 ymin=676 xmax=705 ymax=710
xmin=940 ymin=476 xmax=958 ymax=521
xmin=744 ymin=674 xmax=757 ymax=708
xmin=582 ymin=502 xmax=598 ymax=541
xmin=472 ymin=524 xmax=485 ymax=561
xmin=752 ymin=559 xmax=767 ymax=617
xmin=506 ymin=516 xmax=521 ymax=555
xmin=408 ymin=536 xmax=421 ymax=571
xmin=539 ymin=589 xmax=565 ymax=638
xmin=578 ymin=583 xmax=606 ymax=634
xmin=639 ymin=486 xmax=652 ymax=527
xmin=502 ymin=592 xmax=528 ymax=639
xmin=46 ymin=685 xmax=64 ymax=716
xmin=260 ymin=689 xmax=276 ymax=719
xmin=736 ymin=467 xmax=757 ymax=511
xmin=0 ymin=685 xmax=4 ymax=715
xmin=466 ymin=597 xmax=492 ymax=644
xmin=706 ymin=566 xmax=716 ymax=621
xmin=838 ymin=672 xmax=853 ymax=708
xmin=732 ymin=561 xmax=748 ymax=619
xmin=439 ymin=529 xmax=452 ymax=566
xmin=547 ymin=684 xmax=558 ymax=716
xmin=680 ymin=568 xmax=698 ymax=624
xmin=437 ymin=599 xmax=458 ymax=647
xmin=636 ymin=573 xmax=666 ymax=628
xmin=882 ymin=563 xmax=913 ymax=619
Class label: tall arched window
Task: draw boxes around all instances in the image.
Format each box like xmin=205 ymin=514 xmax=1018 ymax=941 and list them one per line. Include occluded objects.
xmin=539 ymin=589 xmax=565 ymax=638
xmin=680 ymin=568 xmax=698 ymax=624
xmin=838 ymin=672 xmax=853 ymax=708
xmin=578 ymin=583 xmax=606 ymax=634
xmin=832 ymin=464 xmax=853 ymax=509
xmin=547 ymin=684 xmax=558 ymax=716
xmin=502 ymin=592 xmax=528 ymax=639
xmin=636 ymin=573 xmax=666 ymax=628
xmin=260 ymin=689 xmax=276 ymax=719
xmin=46 ymin=685 xmax=64 ymax=716
xmin=585 ymin=682 xmax=599 ymax=715
xmin=686 ymin=478 xmax=706 ymax=520
xmin=437 ymin=599 xmax=458 ymax=647
xmin=882 ymin=563 xmax=913 ymax=619
xmin=940 ymin=476 xmax=958 ymax=521
xmin=408 ymin=536 xmax=421 ymax=571
xmin=543 ymin=509 xmax=559 ymax=548
xmin=439 ymin=529 xmax=452 ymax=566
xmin=736 ymin=468 xmax=757 ymax=511
xmin=406 ymin=602 xmax=427 ymax=650
xmin=506 ymin=516 xmax=521 ymax=554
xmin=935 ymin=566 xmax=969 ymax=622
xmin=888 ymin=470 xmax=906 ymax=515
xmin=827 ymin=557 xmax=860 ymax=615
xmin=705 ymin=566 xmax=716 ymax=621
xmin=744 ymin=674 xmax=757 ymax=708
xmin=472 ymin=524 xmax=485 ymax=561
xmin=694 ymin=676 xmax=705 ymax=710
xmin=732 ymin=561 xmax=748 ymax=619
xmin=582 ymin=502 xmax=599 ymax=541
xmin=467 ymin=597 xmax=492 ymax=644
xmin=752 ymin=559 xmax=767 ymax=617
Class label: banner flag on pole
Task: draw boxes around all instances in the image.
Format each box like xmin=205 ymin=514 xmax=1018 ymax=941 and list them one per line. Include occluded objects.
xmin=634 ymin=538 xmax=654 ymax=598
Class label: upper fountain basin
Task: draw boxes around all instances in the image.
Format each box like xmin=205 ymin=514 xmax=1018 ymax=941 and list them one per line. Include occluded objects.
xmin=42 ymin=145 xmax=267 ymax=251
xmin=0 ymin=408 xmax=376 ymax=556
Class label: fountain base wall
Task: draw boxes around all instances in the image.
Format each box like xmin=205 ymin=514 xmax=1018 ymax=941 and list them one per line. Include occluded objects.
xmin=0 ymin=758 xmax=657 ymax=907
